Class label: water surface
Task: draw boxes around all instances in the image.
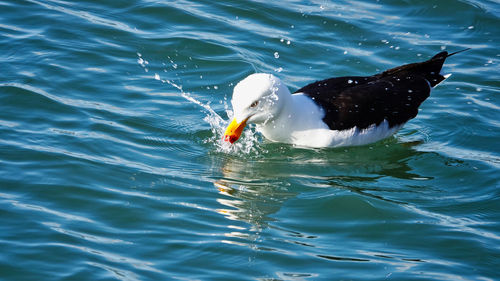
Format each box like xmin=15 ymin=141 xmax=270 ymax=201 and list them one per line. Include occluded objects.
xmin=1 ymin=0 xmax=499 ymax=280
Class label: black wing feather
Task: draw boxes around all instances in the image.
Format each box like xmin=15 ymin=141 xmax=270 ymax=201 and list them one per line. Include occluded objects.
xmin=295 ymin=51 xmax=458 ymax=131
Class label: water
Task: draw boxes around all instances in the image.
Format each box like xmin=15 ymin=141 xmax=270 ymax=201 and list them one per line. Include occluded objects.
xmin=1 ymin=0 xmax=499 ymax=280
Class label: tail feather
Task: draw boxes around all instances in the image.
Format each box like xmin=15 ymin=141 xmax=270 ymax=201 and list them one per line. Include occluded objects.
xmin=447 ymin=48 xmax=471 ymax=57
xmin=427 ymin=48 xmax=469 ymax=87
xmin=432 ymin=48 xmax=470 ymax=60
xmin=434 ymin=73 xmax=452 ymax=87
xmin=379 ymin=48 xmax=468 ymax=87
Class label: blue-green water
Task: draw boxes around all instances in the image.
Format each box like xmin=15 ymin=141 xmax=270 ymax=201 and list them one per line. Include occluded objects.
xmin=1 ymin=0 xmax=499 ymax=280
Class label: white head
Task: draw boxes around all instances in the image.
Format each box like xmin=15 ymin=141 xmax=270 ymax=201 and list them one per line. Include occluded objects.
xmin=224 ymin=73 xmax=291 ymax=143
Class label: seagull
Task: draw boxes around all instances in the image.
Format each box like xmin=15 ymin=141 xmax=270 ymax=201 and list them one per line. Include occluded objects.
xmin=224 ymin=49 xmax=468 ymax=148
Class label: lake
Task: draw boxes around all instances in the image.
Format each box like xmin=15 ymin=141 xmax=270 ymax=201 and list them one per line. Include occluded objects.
xmin=1 ymin=0 xmax=499 ymax=280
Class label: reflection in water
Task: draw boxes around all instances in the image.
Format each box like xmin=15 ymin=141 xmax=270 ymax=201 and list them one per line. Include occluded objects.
xmin=209 ymin=140 xmax=452 ymax=266
xmin=211 ymin=153 xmax=299 ymax=254
xmin=213 ymin=158 xmax=297 ymax=232
xmin=211 ymin=139 xmax=429 ymax=222
xmin=208 ymin=138 xmax=483 ymax=279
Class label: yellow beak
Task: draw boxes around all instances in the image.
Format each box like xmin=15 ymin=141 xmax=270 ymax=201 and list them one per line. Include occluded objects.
xmin=223 ymin=118 xmax=247 ymax=143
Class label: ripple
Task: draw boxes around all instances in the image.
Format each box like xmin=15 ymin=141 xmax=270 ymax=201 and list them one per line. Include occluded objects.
xmin=42 ymin=222 xmax=132 ymax=245
xmin=8 ymin=199 xmax=93 ymax=223
xmin=1 ymin=0 xmax=499 ymax=280
xmin=27 ymin=0 xmax=143 ymax=35
xmin=0 ymin=83 xmax=143 ymax=117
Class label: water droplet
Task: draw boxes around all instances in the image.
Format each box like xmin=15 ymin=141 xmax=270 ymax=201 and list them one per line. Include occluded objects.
xmin=154 ymin=73 xmax=160 ymax=80
xmin=286 ymin=40 xmax=291 ymax=45
xmin=468 ymin=25 xmax=474 ymax=29
xmin=343 ymin=50 xmax=348 ymax=55
xmin=348 ymin=79 xmax=353 ymax=84
xmin=274 ymin=52 xmax=280 ymax=59
xmin=214 ymin=85 xmax=218 ymax=90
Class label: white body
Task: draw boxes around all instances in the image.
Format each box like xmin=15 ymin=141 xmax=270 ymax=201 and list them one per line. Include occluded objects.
xmin=257 ymin=93 xmax=402 ymax=148
xmin=230 ymin=73 xmax=403 ymax=148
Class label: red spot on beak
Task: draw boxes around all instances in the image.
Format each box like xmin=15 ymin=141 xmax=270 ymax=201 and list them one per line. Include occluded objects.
xmin=224 ymin=134 xmax=239 ymax=144
xmin=223 ymin=118 xmax=247 ymax=144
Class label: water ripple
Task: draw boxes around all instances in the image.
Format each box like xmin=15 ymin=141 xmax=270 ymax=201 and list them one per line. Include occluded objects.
xmin=1 ymin=0 xmax=499 ymax=280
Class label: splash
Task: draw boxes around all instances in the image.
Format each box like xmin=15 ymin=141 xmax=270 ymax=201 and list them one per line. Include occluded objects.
xmin=204 ymin=110 xmax=262 ymax=155
xmin=136 ymin=53 xmax=262 ymax=155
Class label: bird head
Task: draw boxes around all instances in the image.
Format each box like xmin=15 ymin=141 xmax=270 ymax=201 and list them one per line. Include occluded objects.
xmin=224 ymin=73 xmax=288 ymax=143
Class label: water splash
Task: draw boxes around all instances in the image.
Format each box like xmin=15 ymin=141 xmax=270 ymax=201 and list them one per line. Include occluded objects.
xmin=136 ymin=53 xmax=262 ymax=155
xmin=163 ymin=79 xmax=261 ymax=155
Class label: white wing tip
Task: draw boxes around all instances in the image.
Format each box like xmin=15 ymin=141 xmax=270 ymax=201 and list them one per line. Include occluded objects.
xmin=442 ymin=73 xmax=452 ymax=79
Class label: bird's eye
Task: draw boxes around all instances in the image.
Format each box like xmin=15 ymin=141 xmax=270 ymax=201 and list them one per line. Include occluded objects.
xmin=250 ymin=101 xmax=259 ymax=108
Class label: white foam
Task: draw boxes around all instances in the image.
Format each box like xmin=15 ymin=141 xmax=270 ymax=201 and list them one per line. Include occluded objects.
xmin=137 ymin=54 xmax=261 ymax=155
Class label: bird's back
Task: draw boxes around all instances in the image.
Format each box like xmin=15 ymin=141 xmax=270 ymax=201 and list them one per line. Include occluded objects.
xmin=295 ymin=51 xmax=455 ymax=131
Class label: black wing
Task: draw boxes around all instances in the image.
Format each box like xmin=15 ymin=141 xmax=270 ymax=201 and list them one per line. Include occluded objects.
xmin=295 ymin=51 xmax=458 ymax=131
